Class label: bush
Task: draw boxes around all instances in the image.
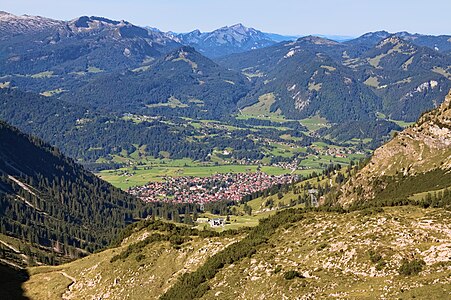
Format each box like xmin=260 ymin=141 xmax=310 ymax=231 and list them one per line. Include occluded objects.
xmin=376 ymin=260 xmax=387 ymax=271
xmin=398 ymin=259 xmax=425 ymax=276
xmin=360 ymin=207 xmax=384 ymax=217
xmin=169 ymin=235 xmax=189 ymax=246
xmin=135 ymin=254 xmax=145 ymax=262
xmin=368 ymin=250 xmax=382 ymax=263
xmin=274 ymin=265 xmax=282 ymax=274
xmin=316 ymin=243 xmax=328 ymax=251
xmin=283 ymin=270 xmax=304 ymax=280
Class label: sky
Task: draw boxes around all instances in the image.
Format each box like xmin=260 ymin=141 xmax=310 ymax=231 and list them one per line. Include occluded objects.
xmin=2 ymin=0 xmax=450 ymax=36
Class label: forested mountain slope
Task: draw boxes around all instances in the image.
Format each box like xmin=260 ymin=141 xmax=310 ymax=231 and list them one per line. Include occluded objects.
xmin=0 ymin=121 xmax=145 ymax=266
xmin=219 ymin=35 xmax=451 ymax=123
xmin=348 ymin=36 xmax=451 ymax=121
xmin=0 ymin=89 xmax=264 ymax=165
xmin=60 ymin=46 xmax=250 ymax=118
xmin=221 ymin=36 xmax=381 ymax=122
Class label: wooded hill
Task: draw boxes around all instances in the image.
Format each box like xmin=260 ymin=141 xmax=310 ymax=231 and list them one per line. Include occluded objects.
xmin=0 ymin=120 xmax=145 ymax=265
xmin=219 ymin=35 xmax=451 ymax=123
xmin=59 ymin=46 xmax=250 ymax=119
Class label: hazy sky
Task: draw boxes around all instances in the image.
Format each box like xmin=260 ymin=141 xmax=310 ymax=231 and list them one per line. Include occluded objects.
xmin=2 ymin=0 xmax=450 ymax=36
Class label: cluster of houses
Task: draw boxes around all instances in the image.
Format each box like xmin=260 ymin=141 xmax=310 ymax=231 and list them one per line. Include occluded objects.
xmin=272 ymin=159 xmax=300 ymax=172
xmin=128 ymin=172 xmax=297 ymax=204
xmin=310 ymin=145 xmax=364 ymax=158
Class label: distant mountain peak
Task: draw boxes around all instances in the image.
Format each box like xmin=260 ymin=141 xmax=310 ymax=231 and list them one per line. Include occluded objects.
xmin=69 ymin=15 xmax=129 ymax=31
xmin=230 ymin=23 xmax=245 ymax=28
xmin=0 ymin=12 xmax=181 ymax=72
xmin=0 ymin=11 xmax=65 ymax=35
xmin=176 ymin=23 xmax=275 ymax=58
xmin=345 ymin=31 xmax=391 ymax=47
xmin=395 ymin=31 xmax=412 ymax=37
xmin=360 ymin=30 xmax=390 ymax=38
xmin=376 ymin=35 xmax=411 ymax=48
xmin=174 ymin=45 xmax=197 ymax=55
xmin=229 ymin=23 xmax=250 ymax=32
xmin=163 ymin=45 xmax=202 ymax=63
xmin=297 ymin=35 xmax=339 ymax=45
xmin=215 ymin=23 xmax=259 ymax=36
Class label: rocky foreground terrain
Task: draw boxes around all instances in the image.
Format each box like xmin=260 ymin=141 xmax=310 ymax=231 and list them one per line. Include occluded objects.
xmin=24 ymin=207 xmax=451 ymax=299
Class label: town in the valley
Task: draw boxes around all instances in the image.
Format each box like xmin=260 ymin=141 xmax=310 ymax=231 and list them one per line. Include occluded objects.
xmin=128 ymin=172 xmax=298 ymax=204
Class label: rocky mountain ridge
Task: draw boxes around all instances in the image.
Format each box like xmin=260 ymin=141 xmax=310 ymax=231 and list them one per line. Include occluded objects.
xmin=339 ymin=91 xmax=451 ymax=206
xmin=176 ymin=23 xmax=277 ymax=58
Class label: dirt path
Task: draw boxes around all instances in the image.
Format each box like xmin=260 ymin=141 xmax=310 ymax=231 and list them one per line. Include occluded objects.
xmin=60 ymin=271 xmax=77 ymax=300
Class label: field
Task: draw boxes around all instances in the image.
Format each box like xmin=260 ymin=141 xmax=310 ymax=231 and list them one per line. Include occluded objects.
xmin=409 ymin=185 xmax=451 ymax=201
xmin=241 ymin=93 xmax=278 ymax=116
xmin=40 ymin=88 xmax=66 ymax=97
xmin=30 ymin=71 xmax=54 ymax=78
xmin=97 ymin=160 xmax=319 ymax=190
xmin=299 ymin=115 xmax=330 ymax=131
xmin=95 ymin=126 xmax=366 ymax=190
xmin=146 ymin=96 xmax=188 ymax=108
xmin=95 ymin=108 xmax=370 ymax=191
xmin=376 ymin=112 xmax=416 ymax=128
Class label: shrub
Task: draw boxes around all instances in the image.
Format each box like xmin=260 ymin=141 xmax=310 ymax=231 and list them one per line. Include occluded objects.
xmin=368 ymin=250 xmax=382 ymax=263
xmin=316 ymin=243 xmax=328 ymax=251
xmin=283 ymin=270 xmax=304 ymax=280
xmin=274 ymin=265 xmax=282 ymax=274
xmin=169 ymin=235 xmax=189 ymax=246
xmin=359 ymin=207 xmax=384 ymax=217
xmin=398 ymin=259 xmax=425 ymax=276
xmin=376 ymin=260 xmax=387 ymax=271
xmin=135 ymin=254 xmax=145 ymax=262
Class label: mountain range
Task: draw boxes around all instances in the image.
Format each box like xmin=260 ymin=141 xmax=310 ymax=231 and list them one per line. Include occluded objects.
xmin=0 ymin=12 xmax=180 ymax=75
xmin=59 ymin=45 xmax=250 ymax=118
xmin=1 ymin=10 xmax=451 ymax=299
xmin=1 ymin=11 xmax=451 ymax=165
xmin=219 ymin=34 xmax=451 ymax=122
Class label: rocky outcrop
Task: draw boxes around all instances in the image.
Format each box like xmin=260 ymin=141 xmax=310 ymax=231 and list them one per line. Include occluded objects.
xmin=339 ymin=90 xmax=451 ymax=206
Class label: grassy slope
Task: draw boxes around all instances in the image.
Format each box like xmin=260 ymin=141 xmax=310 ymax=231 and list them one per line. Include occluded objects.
xmin=22 ymin=206 xmax=451 ymax=299
xmin=202 ymin=207 xmax=451 ymax=299
xmin=241 ymin=93 xmax=279 ymax=117
xmin=24 ymin=228 xmax=242 ymax=300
